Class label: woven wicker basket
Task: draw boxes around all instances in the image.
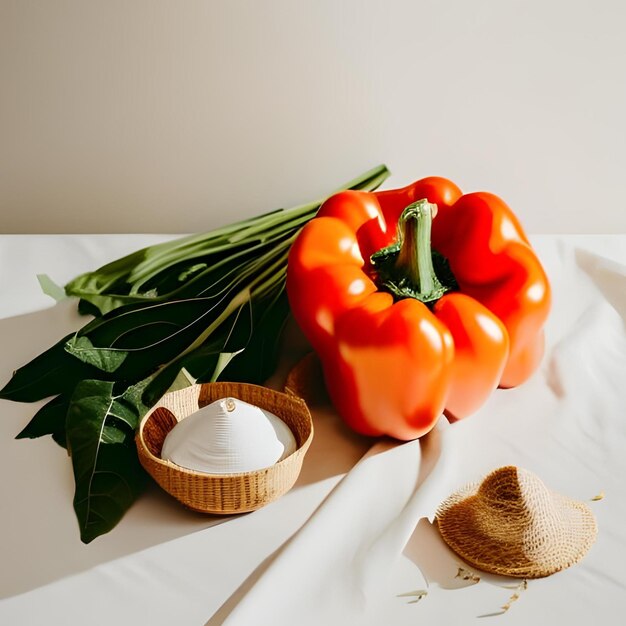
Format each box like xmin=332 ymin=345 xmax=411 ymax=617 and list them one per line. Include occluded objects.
xmin=136 ymin=382 xmax=313 ymax=514
xmin=284 ymin=352 xmax=329 ymax=406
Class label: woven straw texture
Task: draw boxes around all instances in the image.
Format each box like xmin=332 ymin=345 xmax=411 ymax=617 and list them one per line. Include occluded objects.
xmin=284 ymin=352 xmax=329 ymax=406
xmin=136 ymin=382 xmax=313 ymax=514
xmin=435 ymin=466 xmax=597 ymax=578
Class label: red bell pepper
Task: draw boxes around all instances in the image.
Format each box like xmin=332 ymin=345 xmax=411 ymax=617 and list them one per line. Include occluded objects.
xmin=286 ymin=177 xmax=551 ymax=441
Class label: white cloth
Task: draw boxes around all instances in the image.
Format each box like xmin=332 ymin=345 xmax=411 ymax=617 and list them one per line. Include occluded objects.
xmin=1 ymin=234 xmax=625 ymax=625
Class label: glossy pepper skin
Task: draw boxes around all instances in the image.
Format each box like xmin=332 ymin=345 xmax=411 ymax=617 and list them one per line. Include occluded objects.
xmin=286 ymin=177 xmax=551 ymax=441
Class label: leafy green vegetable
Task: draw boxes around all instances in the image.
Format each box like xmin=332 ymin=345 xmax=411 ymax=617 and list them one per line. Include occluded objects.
xmin=65 ymin=336 xmax=128 ymax=373
xmin=1 ymin=164 xmax=390 ymax=542
xmin=16 ymin=394 xmax=69 ymax=446
xmin=66 ymin=379 xmax=148 ymax=543
xmin=0 ymin=334 xmax=105 ymax=402
xmin=65 ymin=165 xmax=390 ymax=314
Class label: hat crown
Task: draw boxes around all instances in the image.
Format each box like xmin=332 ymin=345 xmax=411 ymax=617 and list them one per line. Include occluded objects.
xmin=478 ymin=466 xmax=525 ymax=508
xmin=474 ymin=466 xmax=557 ymax=543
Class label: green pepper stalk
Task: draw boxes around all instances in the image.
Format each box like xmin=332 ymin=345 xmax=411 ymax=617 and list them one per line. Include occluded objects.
xmin=370 ymin=199 xmax=456 ymax=304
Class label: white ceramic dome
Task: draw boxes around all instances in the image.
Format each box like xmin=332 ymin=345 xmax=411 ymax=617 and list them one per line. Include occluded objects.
xmin=161 ymin=397 xmax=297 ymax=474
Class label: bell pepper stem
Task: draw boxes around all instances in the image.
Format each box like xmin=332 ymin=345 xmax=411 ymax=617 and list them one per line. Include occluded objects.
xmin=370 ymin=199 xmax=453 ymax=303
xmin=395 ymin=200 xmax=446 ymax=301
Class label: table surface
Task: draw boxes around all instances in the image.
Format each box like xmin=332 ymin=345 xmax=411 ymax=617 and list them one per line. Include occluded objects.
xmin=1 ymin=234 xmax=625 ymax=625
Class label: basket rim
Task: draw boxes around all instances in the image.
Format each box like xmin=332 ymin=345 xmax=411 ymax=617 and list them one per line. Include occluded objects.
xmin=136 ymin=382 xmax=314 ymax=479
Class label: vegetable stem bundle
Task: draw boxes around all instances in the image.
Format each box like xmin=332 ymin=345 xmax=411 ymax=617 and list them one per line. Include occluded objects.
xmin=0 ymin=165 xmax=389 ymax=542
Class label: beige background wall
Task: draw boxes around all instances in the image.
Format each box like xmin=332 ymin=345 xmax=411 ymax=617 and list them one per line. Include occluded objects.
xmin=1 ymin=0 xmax=625 ymax=234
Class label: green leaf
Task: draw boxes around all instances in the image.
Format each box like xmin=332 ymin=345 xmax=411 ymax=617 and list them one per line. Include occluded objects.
xmin=166 ymin=367 xmax=196 ymax=393
xmin=16 ymin=394 xmax=69 ymax=447
xmin=218 ymin=286 xmax=291 ymax=383
xmin=67 ymin=379 xmax=149 ymax=543
xmin=37 ymin=274 xmax=67 ymax=302
xmin=85 ymin=296 xmax=242 ymax=385
xmin=65 ymin=248 xmax=148 ymax=299
xmin=77 ymin=293 xmax=151 ymax=317
xmin=0 ymin=334 xmax=104 ymax=402
xmin=177 ymin=263 xmax=208 ymax=282
xmin=140 ymin=293 xmax=253 ymax=406
xmin=64 ymin=335 xmax=128 ymax=373
xmin=52 ymin=431 xmax=69 ymax=448
xmin=81 ymin=300 xmax=221 ymax=350
xmin=140 ymin=360 xmax=188 ymax=408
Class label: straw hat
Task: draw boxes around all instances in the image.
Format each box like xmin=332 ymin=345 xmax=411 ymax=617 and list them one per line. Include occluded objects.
xmin=435 ymin=466 xmax=597 ymax=578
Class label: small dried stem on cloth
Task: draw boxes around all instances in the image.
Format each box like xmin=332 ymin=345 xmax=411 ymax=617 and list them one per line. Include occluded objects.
xmin=397 ymin=589 xmax=428 ymax=604
xmin=455 ymin=566 xmax=481 ymax=584
xmin=478 ymin=579 xmax=528 ymax=618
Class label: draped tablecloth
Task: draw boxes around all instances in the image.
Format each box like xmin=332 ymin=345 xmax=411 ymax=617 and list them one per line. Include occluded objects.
xmin=1 ymin=234 xmax=625 ymax=625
